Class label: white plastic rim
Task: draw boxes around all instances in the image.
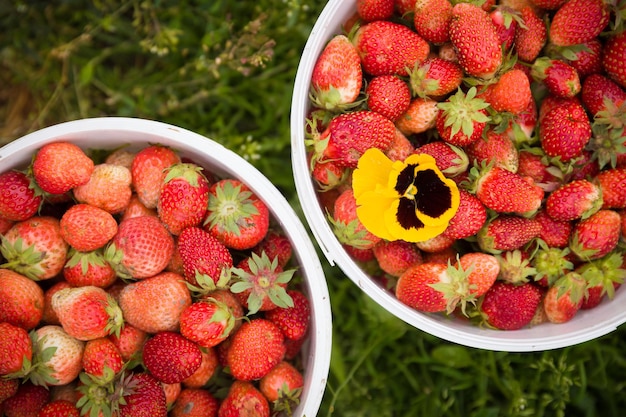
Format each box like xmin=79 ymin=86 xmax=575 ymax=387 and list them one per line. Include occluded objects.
xmin=290 ymin=0 xmax=626 ymax=352
xmin=0 ymin=117 xmax=332 ymax=416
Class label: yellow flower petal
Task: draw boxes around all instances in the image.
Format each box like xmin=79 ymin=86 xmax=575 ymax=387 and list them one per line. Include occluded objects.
xmin=352 ymin=148 xmax=395 ymax=199
xmin=355 ymin=191 xmax=397 ymax=241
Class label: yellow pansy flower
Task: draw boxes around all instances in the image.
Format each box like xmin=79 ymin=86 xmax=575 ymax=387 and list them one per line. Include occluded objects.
xmin=352 ymin=148 xmax=460 ymax=242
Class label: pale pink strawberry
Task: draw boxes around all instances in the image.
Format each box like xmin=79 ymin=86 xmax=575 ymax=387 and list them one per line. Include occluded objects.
xmin=31 ymin=142 xmax=94 ymax=195
xmin=121 ymin=194 xmax=158 ymax=221
xmin=385 ymin=129 xmax=415 ymax=162
xmin=28 ymin=325 xmax=85 ymax=386
xmin=60 ymin=203 xmax=118 ymax=252
xmin=108 ymin=322 xmax=148 ymax=362
xmin=543 ymin=272 xmax=586 ymax=323
xmin=72 ymin=163 xmax=132 ymax=214
xmin=395 ymin=97 xmax=439 ymax=136
xmin=104 ymin=148 xmax=135 ymax=169
xmin=131 ymin=145 xmax=181 ymax=209
xmin=415 ymin=233 xmax=456 ymax=254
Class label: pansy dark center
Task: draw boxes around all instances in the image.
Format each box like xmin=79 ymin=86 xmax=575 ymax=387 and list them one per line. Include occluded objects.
xmin=393 ymin=163 xmax=454 ymax=231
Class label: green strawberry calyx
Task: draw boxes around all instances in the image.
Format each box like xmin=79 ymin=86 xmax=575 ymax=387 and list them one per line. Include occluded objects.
xmin=205 ymin=181 xmax=259 ymax=237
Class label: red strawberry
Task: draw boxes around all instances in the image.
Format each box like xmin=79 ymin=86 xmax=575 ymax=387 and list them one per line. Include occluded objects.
xmin=259 ymin=361 xmax=304 ymax=410
xmin=108 ymin=323 xmax=148 ymax=362
xmin=531 ymin=58 xmax=581 ymax=98
xmin=414 ymin=141 xmax=468 ymax=177
xmin=309 ymin=154 xmax=348 ymax=191
xmin=59 ymin=203 xmax=118 ymax=252
xmin=581 ymin=73 xmax=626 ymax=117
xmin=470 ymin=165 xmax=544 ymax=215
xmin=602 ymin=31 xmax=626 ymax=89
xmin=72 ymin=163 xmax=133 ymax=215
xmin=1 ymin=216 xmax=69 ymax=281
xmin=366 ymin=75 xmax=411 ymax=122
xmin=179 ymin=299 xmax=235 ymax=348
xmin=0 ymin=268 xmax=45 ymax=330
xmin=107 ymin=215 xmax=174 ymax=279
xmin=506 ymin=96 xmax=538 ymax=145
xmin=131 ymin=144 xmax=181 ymax=209
xmin=264 ymin=289 xmax=311 ymax=341
xmin=118 ymin=272 xmax=192 ymax=334
xmin=0 ymin=378 xmax=19 ymax=404
xmin=1 ymin=382 xmax=49 ymax=417
xmin=409 ymin=57 xmax=464 ymax=99
xmin=0 ymin=322 xmax=32 ymax=376
xmin=29 ymin=325 xmax=84 ymax=386
xmin=121 ymin=194 xmax=158 ymax=221
xmin=514 ymin=6 xmax=547 ymax=62
xmin=531 ymin=0 xmax=567 ymax=9
xmin=477 ymin=215 xmax=541 ymax=254
xmin=595 ymin=167 xmax=626 ymax=209
xmin=490 ymin=5 xmax=519 ymax=50
xmin=38 ymin=399 xmax=80 ymax=417
xmin=142 ymin=331 xmax=202 ymax=384
xmin=415 ymin=233 xmax=456 ymax=254
xmin=442 ymin=189 xmax=487 ymax=240
xmin=436 ymin=87 xmax=491 ymax=147
xmin=395 ymin=97 xmax=439 ymax=136
xmin=357 ymin=0 xmax=394 ymax=22
xmin=545 ymin=179 xmax=603 ymax=222
xmin=116 ymin=372 xmax=167 ymax=417
xmin=413 ymin=0 xmax=453 ymax=44
xmin=181 ymin=347 xmax=219 ymax=388
xmin=577 ymin=252 xmax=625 ymax=309
xmin=310 ymin=35 xmax=363 ymax=111
xmin=449 ymin=2 xmax=502 ymax=79
xmin=51 ymin=285 xmax=123 ymax=341
xmin=548 ymin=0 xmax=610 ymax=47
xmin=395 ymin=262 xmax=450 ymax=312
xmin=226 ymin=318 xmax=286 ymax=381
xmin=218 ymin=380 xmax=269 ymax=417
xmin=534 ymin=209 xmax=573 ymax=248
xmin=353 ymin=20 xmax=430 ymax=77
xmin=456 ymin=252 xmax=500 ymax=299
xmin=372 ymin=239 xmax=423 ymax=277
xmin=251 ymin=229 xmax=293 ymax=269
xmin=487 ymin=68 xmax=532 ymax=114
xmin=31 ymin=142 xmax=94 ymax=195
xmin=203 ymin=178 xmax=269 ymax=250
xmin=563 ymin=38 xmax=603 ymax=79
xmin=543 ymin=272 xmax=586 ymax=323
xmin=480 ymin=281 xmax=544 ymax=330
xmin=177 ymin=226 xmax=233 ymax=287
xmin=0 ymin=170 xmax=42 ymax=221
xmin=156 ymin=163 xmax=211 ymax=236
xmin=329 ymin=188 xmax=381 ymax=250
xmin=63 ymin=249 xmax=117 ymax=289
xmin=539 ymin=98 xmax=591 ymax=161
xmin=465 ymin=129 xmax=519 ymax=173
xmin=170 ymin=388 xmax=219 ymax=417
xmin=570 ymin=209 xmax=621 ymax=260
xmin=81 ymin=337 xmax=123 ymax=380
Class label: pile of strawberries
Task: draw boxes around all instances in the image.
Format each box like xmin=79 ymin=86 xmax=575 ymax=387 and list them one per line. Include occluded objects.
xmin=0 ymin=141 xmax=312 ymax=416
xmin=306 ymin=0 xmax=626 ymax=331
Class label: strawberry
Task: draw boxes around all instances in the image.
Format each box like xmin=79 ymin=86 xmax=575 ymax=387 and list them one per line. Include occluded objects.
xmin=31 ymin=142 xmax=94 ymax=195
xmin=329 ymin=188 xmax=381 ymax=250
xmin=59 ymin=203 xmax=118 ymax=252
xmin=531 ymin=241 xmax=575 ymax=287
xmin=531 ymin=58 xmax=581 ymax=98
xmin=204 ymin=179 xmax=269 ymax=250
xmin=38 ymin=399 xmax=81 ymax=417
xmin=465 ymin=129 xmax=519 ymax=173
xmin=386 ymin=129 xmax=416 ymax=162
xmin=72 ymin=163 xmax=133 ymax=215
xmin=0 ymin=215 xmax=14 ymax=234
xmin=543 ymin=272 xmax=586 ymax=323
xmin=515 ymin=150 xmax=555 ymax=187
xmin=595 ymin=167 xmax=626 ymax=209
xmin=395 ymin=262 xmax=450 ymax=312
xmin=514 ymin=6 xmax=547 ymax=62
xmin=310 ymin=35 xmax=363 ymax=111
xmin=259 ymin=361 xmax=304 ymax=412
xmin=1 ymin=382 xmax=49 ymax=417
xmin=413 ymin=0 xmax=453 ymax=44
xmin=436 ymin=87 xmax=491 ymax=147
xmin=395 ymin=0 xmax=416 ymax=15
xmin=442 ymin=189 xmax=487 ymax=240
xmin=531 ymin=0 xmax=567 ymax=9
xmin=231 ymin=251 xmax=295 ymax=314
xmin=264 ymin=289 xmax=311 ymax=341
xmin=51 ymin=285 xmax=123 ymax=341
xmin=218 ymin=380 xmax=269 ymax=417
xmin=487 ymin=68 xmax=532 ymax=114
xmin=602 ymin=31 xmax=626 ymax=89
xmin=357 ymin=0 xmax=395 ymax=22
xmin=0 ymin=170 xmax=42 ymax=221
xmin=1 ymin=216 xmax=69 ymax=281
xmin=131 ymin=144 xmax=181 ymax=209
xmin=456 ymin=252 xmax=500 ymax=299
xmin=409 ymin=57 xmax=464 ymax=99
xmin=0 ymin=378 xmax=19 ymax=404
xmin=581 ymin=73 xmax=626 ymax=118
xmin=395 ymin=97 xmax=439 ymax=136
xmin=545 ymin=179 xmax=603 ymax=222
xmin=534 ymin=209 xmax=573 ymax=248
xmin=179 ymin=299 xmax=235 ymax=348
xmin=352 ymin=20 xmax=430 ymax=77
xmin=226 ymin=318 xmax=286 ymax=381
xmin=177 ymin=226 xmax=233 ymax=287
xmin=116 ymin=372 xmax=167 ymax=417
xmin=372 ymin=239 xmax=423 ymax=277
xmin=0 ymin=322 xmax=32 ymax=376
xmin=105 ymin=148 xmax=135 ymax=169
xmin=309 ymin=153 xmax=348 ymax=191
xmin=477 ymin=215 xmax=541 ymax=254
xmin=142 ymin=331 xmax=202 ymax=384
xmin=470 ymin=165 xmax=544 ymax=215
xmin=415 ymin=233 xmax=456 ymax=254
xmin=570 ymin=209 xmax=621 ymax=260
xmin=449 ymin=2 xmax=502 ymax=79
xmin=506 ymin=96 xmax=538 ymax=146
xmin=107 ymin=215 xmax=174 ymax=279
xmin=251 ymin=229 xmax=293 ymax=270
xmin=108 ymin=323 xmax=148 ymax=362
xmin=495 ymin=249 xmax=536 ymax=285
xmin=577 ymin=252 xmax=625 ymax=309
xmin=480 ymin=281 xmax=544 ymax=330
xmin=181 ymin=347 xmax=219 ymax=388
xmin=414 ymin=141 xmax=469 ymax=177
xmin=0 ymin=268 xmax=45 ymax=330
xmin=548 ymin=0 xmax=610 ymax=47
xmin=366 ymin=75 xmax=411 ymax=122
xmin=118 ymin=271 xmax=192 ymax=334
xmin=170 ymin=388 xmax=219 ymax=417
xmin=157 ymin=163 xmax=211 ymax=236
xmin=121 ymin=194 xmax=158 ymax=221
xmin=29 ymin=325 xmax=85 ymax=386
xmin=539 ymin=98 xmax=591 ymax=161
xmin=562 ymin=38 xmax=603 ymax=79
xmin=490 ymin=5 xmax=520 ymax=50
xmin=81 ymin=337 xmax=123 ymax=381
xmin=312 ymin=110 xmax=396 ymax=168
xmin=63 ymin=249 xmax=117 ymax=289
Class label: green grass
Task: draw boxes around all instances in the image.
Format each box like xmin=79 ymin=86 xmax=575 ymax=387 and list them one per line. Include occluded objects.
xmin=2 ymin=1 xmax=626 ymax=416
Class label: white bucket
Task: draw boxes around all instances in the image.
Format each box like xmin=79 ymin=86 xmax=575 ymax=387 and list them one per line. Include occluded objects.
xmin=0 ymin=117 xmax=332 ymax=416
xmin=290 ymin=0 xmax=626 ymax=351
